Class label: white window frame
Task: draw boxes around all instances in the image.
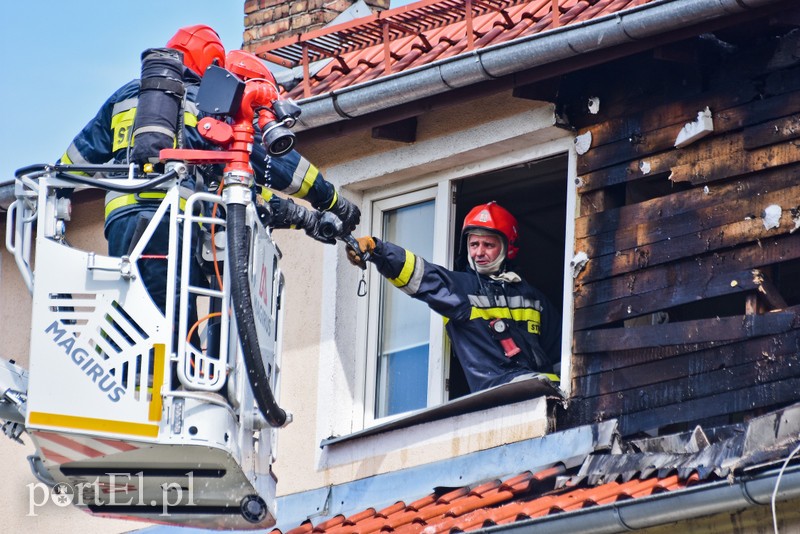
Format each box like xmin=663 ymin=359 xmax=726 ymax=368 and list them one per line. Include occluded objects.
xmin=361 ymin=185 xmax=451 ymax=427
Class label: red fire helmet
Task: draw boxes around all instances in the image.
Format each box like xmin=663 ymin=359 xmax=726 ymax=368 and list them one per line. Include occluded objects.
xmin=461 ymin=201 xmax=519 ymax=260
xmin=225 ymin=49 xmax=277 ymax=84
xmin=166 ymin=24 xmax=225 ymax=77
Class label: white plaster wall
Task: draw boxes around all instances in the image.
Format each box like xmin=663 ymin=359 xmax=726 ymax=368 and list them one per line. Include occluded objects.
xmin=318 ymin=397 xmax=549 ymax=485
xmin=268 ymin=223 xmax=329 ymax=492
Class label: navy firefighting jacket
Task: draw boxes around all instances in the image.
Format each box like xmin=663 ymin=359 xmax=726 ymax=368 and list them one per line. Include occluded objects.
xmin=59 ymin=68 xmax=338 ymax=233
xmin=369 ymin=238 xmax=561 ymax=393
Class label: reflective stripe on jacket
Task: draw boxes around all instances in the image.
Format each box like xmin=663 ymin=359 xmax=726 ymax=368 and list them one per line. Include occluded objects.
xmin=369 ymin=238 xmax=561 ymax=393
xmin=251 ymin=144 xmax=337 ymax=211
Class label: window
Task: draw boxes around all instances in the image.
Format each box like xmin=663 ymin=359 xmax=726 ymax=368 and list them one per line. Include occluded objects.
xmin=375 ymin=199 xmax=435 ymax=417
xmin=364 ymin=187 xmax=447 ymax=423
xmin=359 ymin=149 xmax=575 ymax=426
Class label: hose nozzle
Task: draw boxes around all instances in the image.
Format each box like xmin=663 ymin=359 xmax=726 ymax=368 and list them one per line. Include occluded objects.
xmin=319 ymin=212 xmax=370 ymax=262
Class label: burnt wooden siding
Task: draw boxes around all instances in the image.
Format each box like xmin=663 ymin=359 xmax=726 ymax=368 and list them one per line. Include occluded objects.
xmin=557 ymin=20 xmax=800 ymax=436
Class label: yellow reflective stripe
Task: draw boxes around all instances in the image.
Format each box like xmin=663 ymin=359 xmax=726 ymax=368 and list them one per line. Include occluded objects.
xmin=259 ymin=186 xmax=274 ymax=202
xmin=184 ymin=110 xmax=198 ymax=128
xmin=105 ymin=193 xmax=187 ymax=219
xmin=389 ymin=249 xmax=416 ymax=288
xmin=111 ymin=108 xmax=137 ymax=152
xmin=327 ymin=190 xmax=338 ymax=211
xmin=29 ymin=411 xmax=159 ymax=438
xmin=294 ymin=163 xmax=319 ymax=199
xmin=539 ymin=373 xmax=560 ymax=382
xmin=61 ymin=149 xmax=91 ymax=177
xmin=469 ymin=307 xmax=541 ymax=325
xmin=148 ymin=344 xmax=165 ymax=422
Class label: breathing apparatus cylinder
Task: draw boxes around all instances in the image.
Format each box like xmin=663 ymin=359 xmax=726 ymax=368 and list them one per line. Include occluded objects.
xmin=130 ymin=48 xmax=186 ymax=169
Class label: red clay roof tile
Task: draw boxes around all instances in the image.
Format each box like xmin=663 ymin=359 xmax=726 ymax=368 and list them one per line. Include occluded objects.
xmin=271 ymin=467 xmax=699 ymax=534
xmin=258 ymin=0 xmax=657 ymax=99
xmin=345 ymin=508 xmax=379 ymax=525
xmin=283 ymin=522 xmax=315 ymax=534
xmin=314 ymin=514 xmax=347 ymax=532
xmin=378 ymin=501 xmax=408 ymax=517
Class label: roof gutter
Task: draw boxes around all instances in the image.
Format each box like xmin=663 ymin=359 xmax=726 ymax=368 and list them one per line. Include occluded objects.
xmin=481 ymin=463 xmax=800 ymax=534
xmin=0 ymin=182 xmax=14 ymax=210
xmin=292 ymin=0 xmax=788 ymax=132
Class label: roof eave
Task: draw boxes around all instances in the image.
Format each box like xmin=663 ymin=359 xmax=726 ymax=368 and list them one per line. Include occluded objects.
xmin=291 ymin=0 xmax=791 ymax=134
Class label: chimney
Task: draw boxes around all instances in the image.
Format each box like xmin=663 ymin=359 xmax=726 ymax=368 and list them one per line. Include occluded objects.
xmin=243 ymin=0 xmax=390 ymax=52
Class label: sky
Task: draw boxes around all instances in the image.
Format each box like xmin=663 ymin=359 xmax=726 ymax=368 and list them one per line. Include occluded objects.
xmin=0 ymin=0 xmax=410 ymax=184
xmin=0 ymin=1 xmax=246 ymax=183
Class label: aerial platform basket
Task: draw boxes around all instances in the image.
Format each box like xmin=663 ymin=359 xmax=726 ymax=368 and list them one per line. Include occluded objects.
xmin=2 ymin=165 xmax=287 ymax=529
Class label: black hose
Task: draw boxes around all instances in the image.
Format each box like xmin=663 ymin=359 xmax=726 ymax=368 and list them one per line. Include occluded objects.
xmin=15 ymin=163 xmax=50 ymax=177
xmin=16 ymin=162 xmax=180 ymax=193
xmin=16 ymin=163 xmax=180 ymax=193
xmin=54 ymin=163 xmax=134 ymax=175
xmin=226 ymin=202 xmax=287 ymax=427
xmin=54 ymin=168 xmax=179 ymax=193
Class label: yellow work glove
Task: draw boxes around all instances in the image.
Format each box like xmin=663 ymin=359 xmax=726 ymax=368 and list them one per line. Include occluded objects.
xmin=346 ymin=236 xmax=376 ymax=269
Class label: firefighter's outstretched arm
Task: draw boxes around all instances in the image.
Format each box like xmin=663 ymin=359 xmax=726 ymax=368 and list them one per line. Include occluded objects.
xmin=256 ymin=190 xmax=335 ymax=245
xmin=220 ymin=48 xmax=361 ymax=237
xmin=251 ymin=145 xmax=361 ymax=234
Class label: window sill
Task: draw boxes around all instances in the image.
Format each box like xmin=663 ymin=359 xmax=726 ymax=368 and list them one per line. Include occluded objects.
xmin=321 ymin=376 xmax=562 ymax=448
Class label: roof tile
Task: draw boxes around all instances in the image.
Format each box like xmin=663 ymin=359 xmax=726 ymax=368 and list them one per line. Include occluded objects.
xmin=378 ymin=501 xmax=408 ymax=517
xmin=283 ymin=522 xmax=315 ymax=534
xmin=258 ymin=0 xmax=656 ymax=99
xmin=314 ymin=514 xmax=346 ymax=532
xmin=274 ymin=467 xmax=698 ymax=534
xmin=345 ymin=508 xmax=378 ymax=524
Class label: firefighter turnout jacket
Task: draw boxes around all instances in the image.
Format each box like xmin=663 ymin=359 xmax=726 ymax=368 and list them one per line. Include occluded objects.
xmin=369 ymin=238 xmax=561 ymax=393
xmin=59 ymin=68 xmax=339 ymax=235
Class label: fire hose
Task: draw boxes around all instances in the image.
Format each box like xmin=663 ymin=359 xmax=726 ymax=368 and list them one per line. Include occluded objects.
xmin=226 ymin=201 xmax=288 ymax=428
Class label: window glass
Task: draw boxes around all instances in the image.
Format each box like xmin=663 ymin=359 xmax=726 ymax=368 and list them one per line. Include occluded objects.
xmin=375 ymin=200 xmax=435 ymax=418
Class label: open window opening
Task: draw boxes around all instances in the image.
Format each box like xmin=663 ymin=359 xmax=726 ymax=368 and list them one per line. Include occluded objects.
xmin=448 ymin=154 xmax=569 ymax=401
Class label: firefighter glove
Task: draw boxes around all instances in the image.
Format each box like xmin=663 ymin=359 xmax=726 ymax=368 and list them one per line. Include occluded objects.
xmin=272 ymin=197 xmax=336 ymax=245
xmin=327 ymin=195 xmax=361 ymax=234
xmin=346 ymin=236 xmax=376 ymax=269
xmin=302 ymin=211 xmax=337 ymax=245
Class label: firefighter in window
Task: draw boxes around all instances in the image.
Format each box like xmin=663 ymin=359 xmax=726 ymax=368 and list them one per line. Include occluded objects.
xmin=58 ymin=25 xmax=359 ymax=315
xmin=347 ymin=202 xmax=561 ymax=393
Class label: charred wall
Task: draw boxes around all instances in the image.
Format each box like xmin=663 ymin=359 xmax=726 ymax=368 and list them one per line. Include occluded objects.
xmin=556 ymin=19 xmax=800 ymax=436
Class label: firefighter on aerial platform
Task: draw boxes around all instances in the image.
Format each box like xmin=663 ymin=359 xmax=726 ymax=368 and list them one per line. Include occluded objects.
xmin=347 ymin=201 xmax=561 ymax=393
xmin=58 ymin=24 xmax=359 ymax=313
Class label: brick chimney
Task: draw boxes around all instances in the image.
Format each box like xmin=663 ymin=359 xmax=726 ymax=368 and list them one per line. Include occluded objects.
xmin=243 ymin=0 xmax=390 ymax=52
